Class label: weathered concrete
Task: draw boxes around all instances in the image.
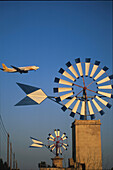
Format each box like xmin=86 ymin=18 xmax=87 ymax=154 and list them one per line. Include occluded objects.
xmin=71 ymin=119 xmax=102 ymax=170
xmin=51 ymin=156 xmax=63 ymax=168
xmin=40 ymin=156 xmax=74 ymax=170
xmin=40 ymin=168 xmax=75 ymax=170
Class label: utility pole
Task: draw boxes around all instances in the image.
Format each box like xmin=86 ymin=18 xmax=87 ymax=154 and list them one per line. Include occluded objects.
xmin=13 ymin=152 xmax=15 ymax=169
xmin=10 ymin=142 xmax=12 ymax=170
xmin=16 ymin=160 xmax=18 ymax=170
xmin=7 ymin=133 xmax=9 ymax=167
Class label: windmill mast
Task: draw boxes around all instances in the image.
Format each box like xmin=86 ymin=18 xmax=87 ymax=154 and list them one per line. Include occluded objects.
xmin=83 ymin=87 xmax=87 ymax=120
xmin=56 ymin=141 xmax=59 ymax=156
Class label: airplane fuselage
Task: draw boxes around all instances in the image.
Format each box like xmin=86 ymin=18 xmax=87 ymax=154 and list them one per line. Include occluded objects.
xmin=4 ymin=66 xmax=38 ymax=72
xmin=0 ymin=64 xmax=39 ymax=73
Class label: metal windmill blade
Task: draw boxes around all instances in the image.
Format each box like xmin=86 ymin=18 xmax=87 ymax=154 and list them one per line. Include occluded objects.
xmin=47 ymin=129 xmax=68 ymax=156
xmin=54 ymin=58 xmax=113 ymax=120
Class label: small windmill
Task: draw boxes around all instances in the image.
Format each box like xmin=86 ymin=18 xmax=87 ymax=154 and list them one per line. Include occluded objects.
xmin=30 ymin=129 xmax=68 ymax=156
xmin=15 ymin=58 xmax=113 ymax=120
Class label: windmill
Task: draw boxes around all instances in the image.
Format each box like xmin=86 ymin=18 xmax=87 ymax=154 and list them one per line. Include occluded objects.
xmin=15 ymin=58 xmax=113 ymax=120
xmin=30 ymin=129 xmax=68 ymax=157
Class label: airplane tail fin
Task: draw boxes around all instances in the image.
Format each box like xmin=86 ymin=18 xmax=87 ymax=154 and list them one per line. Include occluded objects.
xmin=2 ymin=64 xmax=8 ymax=69
xmin=2 ymin=64 xmax=9 ymax=71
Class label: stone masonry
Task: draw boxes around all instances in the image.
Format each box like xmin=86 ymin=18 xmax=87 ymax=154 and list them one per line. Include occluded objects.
xmin=71 ymin=119 xmax=102 ymax=170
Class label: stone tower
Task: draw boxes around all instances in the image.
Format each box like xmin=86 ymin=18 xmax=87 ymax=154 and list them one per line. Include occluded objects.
xmin=71 ymin=119 xmax=102 ymax=170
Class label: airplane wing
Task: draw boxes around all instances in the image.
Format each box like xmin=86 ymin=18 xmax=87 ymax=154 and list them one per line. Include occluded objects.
xmin=0 ymin=68 xmax=4 ymax=70
xmin=11 ymin=65 xmax=28 ymax=73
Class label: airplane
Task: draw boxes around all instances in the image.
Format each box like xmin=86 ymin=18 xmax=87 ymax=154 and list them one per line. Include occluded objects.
xmin=0 ymin=63 xmax=39 ymax=74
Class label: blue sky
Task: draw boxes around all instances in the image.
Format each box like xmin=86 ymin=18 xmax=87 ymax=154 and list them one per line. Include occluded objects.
xmin=0 ymin=1 xmax=112 ymax=170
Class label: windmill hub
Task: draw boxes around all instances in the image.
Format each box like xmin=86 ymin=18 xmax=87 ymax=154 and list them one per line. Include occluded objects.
xmin=83 ymin=86 xmax=87 ymax=90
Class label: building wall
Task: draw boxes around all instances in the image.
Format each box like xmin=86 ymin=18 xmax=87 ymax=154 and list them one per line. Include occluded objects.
xmin=40 ymin=168 xmax=75 ymax=170
xmin=39 ymin=157 xmax=79 ymax=170
xmin=72 ymin=119 xmax=102 ymax=170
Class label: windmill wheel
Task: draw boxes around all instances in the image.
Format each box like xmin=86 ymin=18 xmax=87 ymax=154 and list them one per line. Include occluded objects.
xmin=47 ymin=129 xmax=68 ymax=156
xmin=54 ymin=58 xmax=113 ymax=120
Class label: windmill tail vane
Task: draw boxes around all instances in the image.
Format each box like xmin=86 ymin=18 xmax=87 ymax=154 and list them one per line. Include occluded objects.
xmin=30 ymin=137 xmax=44 ymax=148
xmin=15 ymin=83 xmax=48 ymax=106
xmin=30 ymin=137 xmax=49 ymax=149
xmin=15 ymin=83 xmax=63 ymax=106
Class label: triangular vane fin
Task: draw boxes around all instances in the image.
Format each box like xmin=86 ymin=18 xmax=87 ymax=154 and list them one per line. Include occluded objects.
xmin=16 ymin=82 xmax=40 ymax=94
xmin=15 ymin=96 xmax=38 ymax=106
